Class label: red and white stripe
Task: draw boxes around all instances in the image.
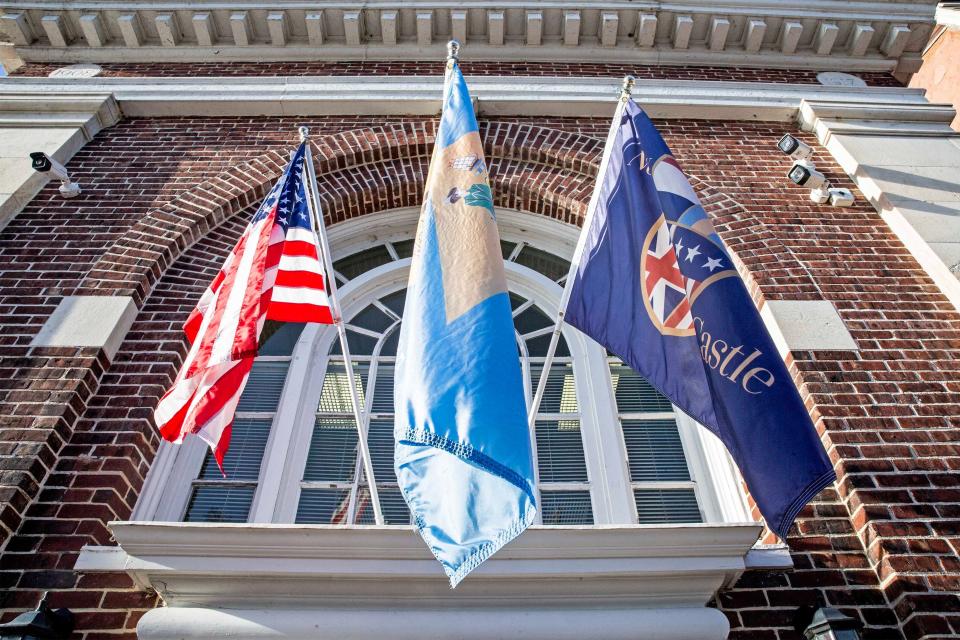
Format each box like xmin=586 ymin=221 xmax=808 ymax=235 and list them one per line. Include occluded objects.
xmin=263 ymin=223 xmax=332 ymax=324
xmin=155 ymin=170 xmax=333 ymax=470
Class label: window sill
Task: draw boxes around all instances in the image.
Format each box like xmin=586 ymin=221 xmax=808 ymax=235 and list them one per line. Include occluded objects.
xmin=78 ymin=521 xmax=762 ymax=640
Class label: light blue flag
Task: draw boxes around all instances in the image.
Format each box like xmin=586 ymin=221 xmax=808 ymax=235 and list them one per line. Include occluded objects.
xmin=394 ymin=62 xmax=536 ymax=587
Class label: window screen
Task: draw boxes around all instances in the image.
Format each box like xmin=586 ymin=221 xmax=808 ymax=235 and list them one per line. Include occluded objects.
xmin=298 ymin=296 xmax=410 ymax=526
xmin=294 ymin=285 xmax=594 ymax=526
xmin=182 ymin=321 xmax=304 ymax=522
xmin=610 ymin=360 xmax=703 ymax=524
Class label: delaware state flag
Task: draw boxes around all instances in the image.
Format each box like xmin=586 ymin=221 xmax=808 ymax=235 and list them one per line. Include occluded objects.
xmin=565 ymin=99 xmax=835 ymax=539
xmin=394 ymin=62 xmax=536 ymax=586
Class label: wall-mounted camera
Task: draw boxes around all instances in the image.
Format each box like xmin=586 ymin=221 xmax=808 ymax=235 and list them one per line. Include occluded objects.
xmin=777 ymin=137 xmax=854 ymax=207
xmin=787 ymin=159 xmax=826 ymax=189
xmin=30 ymin=152 xmax=81 ymax=198
xmin=777 ymin=134 xmax=813 ymax=161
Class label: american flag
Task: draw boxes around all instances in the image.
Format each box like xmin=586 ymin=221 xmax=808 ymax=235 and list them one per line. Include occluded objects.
xmin=154 ymin=143 xmax=332 ymax=469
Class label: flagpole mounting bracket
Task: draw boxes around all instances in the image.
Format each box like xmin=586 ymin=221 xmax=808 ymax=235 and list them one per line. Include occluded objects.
xmin=620 ymin=75 xmax=636 ymax=101
xmin=298 ymin=126 xmax=309 ymax=142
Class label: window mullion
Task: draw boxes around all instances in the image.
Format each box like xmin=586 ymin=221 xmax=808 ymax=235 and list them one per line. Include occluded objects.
xmin=576 ymin=339 xmax=636 ymax=524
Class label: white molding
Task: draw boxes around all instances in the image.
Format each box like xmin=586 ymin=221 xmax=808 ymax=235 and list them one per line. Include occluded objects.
xmin=78 ymin=521 xmax=760 ymax=610
xmin=135 ymin=606 xmax=729 ymax=640
xmin=77 ymin=521 xmax=760 ymax=639
xmin=0 ymin=75 xmax=936 ymax=122
xmin=743 ymin=543 xmax=794 ymax=570
xmin=2 ymin=1 xmax=934 ymax=71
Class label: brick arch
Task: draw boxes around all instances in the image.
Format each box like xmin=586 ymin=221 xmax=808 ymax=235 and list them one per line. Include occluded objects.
xmin=76 ymin=121 xmax=795 ymax=312
xmin=74 ymin=122 xmax=608 ymax=306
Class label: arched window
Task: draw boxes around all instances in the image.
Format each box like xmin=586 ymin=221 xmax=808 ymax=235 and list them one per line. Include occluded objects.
xmin=137 ymin=208 xmax=750 ymax=527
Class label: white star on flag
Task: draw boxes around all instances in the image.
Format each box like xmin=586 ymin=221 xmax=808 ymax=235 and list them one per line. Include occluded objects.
xmin=685 ymin=245 xmax=701 ymax=262
xmin=703 ymin=256 xmax=724 ymax=272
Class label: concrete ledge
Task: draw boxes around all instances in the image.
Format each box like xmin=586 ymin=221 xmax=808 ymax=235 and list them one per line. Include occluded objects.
xmin=30 ymin=295 xmax=137 ymax=361
xmin=761 ymin=299 xmax=858 ymax=354
xmin=137 ymin=605 xmax=731 ymax=640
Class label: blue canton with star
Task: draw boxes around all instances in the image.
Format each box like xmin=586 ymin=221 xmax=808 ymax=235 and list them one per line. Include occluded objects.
xmin=669 ymin=224 xmax=732 ymax=285
xmin=252 ymin=144 xmax=310 ymax=231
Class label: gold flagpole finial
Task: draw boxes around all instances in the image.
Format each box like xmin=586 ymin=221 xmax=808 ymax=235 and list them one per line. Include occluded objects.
xmin=620 ymin=75 xmax=636 ymax=101
xmin=298 ymin=126 xmax=309 ymax=142
xmin=447 ymin=39 xmax=461 ymax=68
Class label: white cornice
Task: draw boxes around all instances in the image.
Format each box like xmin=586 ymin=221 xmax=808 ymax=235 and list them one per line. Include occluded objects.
xmin=76 ymin=521 xmax=760 ymax=640
xmin=0 ymin=1 xmax=936 ymax=72
xmin=0 ymin=75 xmax=940 ymax=121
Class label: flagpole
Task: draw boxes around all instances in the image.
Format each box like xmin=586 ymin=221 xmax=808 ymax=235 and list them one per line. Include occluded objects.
xmin=298 ymin=126 xmax=385 ymax=526
xmin=526 ymin=75 xmax=635 ymax=427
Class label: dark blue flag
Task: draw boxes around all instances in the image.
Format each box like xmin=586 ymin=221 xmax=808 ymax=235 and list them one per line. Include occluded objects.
xmin=564 ymin=99 xmax=835 ymax=539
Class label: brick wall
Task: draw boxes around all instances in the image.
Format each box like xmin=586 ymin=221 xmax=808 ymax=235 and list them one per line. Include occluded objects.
xmin=9 ymin=60 xmax=903 ymax=86
xmin=1 ymin=110 xmax=958 ymax=640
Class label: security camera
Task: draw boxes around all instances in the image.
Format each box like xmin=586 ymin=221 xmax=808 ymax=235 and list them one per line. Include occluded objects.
xmin=777 ymin=134 xmax=813 ymax=161
xmin=30 ymin=152 xmax=81 ymax=198
xmin=787 ymin=160 xmax=826 ymax=189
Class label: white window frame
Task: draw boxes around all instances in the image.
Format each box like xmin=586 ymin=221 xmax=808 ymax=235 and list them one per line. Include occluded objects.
xmin=134 ymin=207 xmax=751 ymax=526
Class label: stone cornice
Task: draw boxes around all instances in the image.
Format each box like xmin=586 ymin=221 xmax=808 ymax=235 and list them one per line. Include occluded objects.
xmin=0 ymin=75 xmax=941 ymax=121
xmin=0 ymin=1 xmax=936 ymax=72
xmin=76 ymin=521 xmax=761 ymax=613
xmin=0 ymin=90 xmax=118 ymax=137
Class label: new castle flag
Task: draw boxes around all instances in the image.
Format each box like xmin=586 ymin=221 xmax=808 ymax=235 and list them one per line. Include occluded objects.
xmin=155 ymin=144 xmax=333 ymax=468
xmin=394 ymin=58 xmax=536 ymax=586
xmin=564 ymin=98 xmax=835 ymax=539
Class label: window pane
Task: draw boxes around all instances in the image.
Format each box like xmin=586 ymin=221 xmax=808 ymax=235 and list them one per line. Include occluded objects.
xmin=514 ymin=305 xmax=552 ymax=334
xmin=355 ymin=487 xmax=411 ymax=525
xmin=318 ymin=362 xmax=367 ymax=412
xmin=610 ymin=364 xmax=673 ymax=413
xmin=634 ymin=489 xmax=702 ymax=524
xmin=530 ymin=363 xmax=577 ymax=413
xmin=184 ymin=485 xmax=255 ymax=523
xmin=302 ymin=417 xmax=359 ymax=483
xmin=540 ymin=491 xmax=593 ymax=525
xmin=392 ymin=240 xmax=414 ymax=259
xmin=526 ymin=332 xmax=570 ymax=357
xmin=334 ymin=245 xmax=392 ymax=280
xmin=514 ymin=245 xmax=570 ymax=281
xmin=380 ymin=329 xmax=400 ymax=357
xmin=621 ymin=419 xmax=692 ymax=482
xmin=370 ymin=364 xmax=394 ymax=413
xmin=197 ymin=418 xmax=272 ymax=480
xmin=258 ymin=322 xmax=306 ymax=356
xmin=350 ymin=304 xmax=394 ymax=334
xmin=501 ymin=240 xmax=517 ymax=258
xmin=330 ymin=329 xmax=378 ymax=355
xmin=295 ymin=488 xmax=353 ymax=524
xmin=368 ymin=418 xmax=397 ymax=482
xmin=380 ymin=289 xmax=407 ymax=317
xmin=535 ymin=419 xmax=588 ymax=482
xmin=236 ymin=361 xmax=289 ymax=412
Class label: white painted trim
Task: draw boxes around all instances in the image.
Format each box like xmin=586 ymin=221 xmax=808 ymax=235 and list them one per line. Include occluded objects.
xmin=0 ymin=75 xmax=936 ymax=121
xmin=135 ymin=605 xmax=730 ymax=640
xmin=78 ymin=521 xmax=761 ymax=619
